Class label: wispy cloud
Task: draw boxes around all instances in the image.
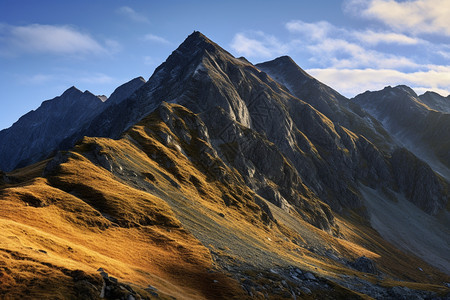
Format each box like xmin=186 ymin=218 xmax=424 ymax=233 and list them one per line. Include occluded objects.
xmin=233 ymin=15 xmax=449 ymax=97
xmin=230 ymin=32 xmax=289 ymax=58
xmin=116 ymin=6 xmax=149 ymax=23
xmin=0 ymin=24 xmax=114 ymax=57
xmin=306 ymin=38 xmax=419 ymax=69
xmin=28 ymin=74 xmax=55 ymax=84
xmin=307 ymin=66 xmax=450 ymax=97
xmin=142 ymin=34 xmax=170 ymax=44
xmin=283 ymin=20 xmax=421 ymax=69
xmin=286 ymin=20 xmax=334 ymax=41
xmin=344 ymin=0 xmax=450 ymax=36
xmin=286 ymin=19 xmax=422 ymax=46
xmin=352 ymin=30 xmax=421 ymax=45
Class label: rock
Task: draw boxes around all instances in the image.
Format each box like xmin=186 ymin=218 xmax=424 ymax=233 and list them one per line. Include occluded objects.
xmin=304 ymin=272 xmax=316 ymax=281
xmin=390 ymin=148 xmax=447 ymax=215
xmin=389 ymin=286 xmax=424 ymax=300
xmin=351 ymin=256 xmax=377 ymax=274
xmin=145 ymin=285 xmax=157 ymax=291
xmin=295 ymin=268 xmax=303 ymax=275
xmin=109 ymin=276 xmax=118 ymax=284
xmin=43 ymin=151 xmax=70 ymax=176
xmin=301 ymin=287 xmax=312 ymax=295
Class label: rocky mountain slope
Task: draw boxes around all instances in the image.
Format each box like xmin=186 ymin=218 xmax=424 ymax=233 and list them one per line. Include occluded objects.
xmin=0 ymin=77 xmax=146 ymax=172
xmin=353 ymin=85 xmax=450 ymax=180
xmin=419 ymin=91 xmax=450 ymax=113
xmin=1 ymin=31 xmax=449 ymax=299
xmin=256 ymin=56 xmax=395 ymax=152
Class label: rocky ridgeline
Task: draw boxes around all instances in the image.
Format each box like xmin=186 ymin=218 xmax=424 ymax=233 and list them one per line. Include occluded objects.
xmin=353 ymin=85 xmax=450 ymax=171
xmin=3 ymin=31 xmax=448 ymax=231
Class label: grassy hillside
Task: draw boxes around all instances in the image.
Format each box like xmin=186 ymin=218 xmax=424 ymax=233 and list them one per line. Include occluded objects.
xmin=1 ymin=104 xmax=448 ymax=299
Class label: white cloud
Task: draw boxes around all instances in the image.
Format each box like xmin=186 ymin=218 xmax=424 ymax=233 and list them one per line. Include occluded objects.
xmin=307 ymin=38 xmax=419 ymax=69
xmin=0 ymin=24 xmax=110 ymax=56
xmin=286 ymin=20 xmax=334 ymax=41
xmin=307 ymin=67 xmax=450 ymax=97
xmin=344 ymin=0 xmax=450 ymax=36
xmin=286 ymin=19 xmax=422 ymax=46
xmin=230 ymin=32 xmax=289 ymax=58
xmin=143 ymin=34 xmax=170 ymax=44
xmin=116 ymin=6 xmax=149 ymax=23
xmin=352 ymin=30 xmax=421 ymax=45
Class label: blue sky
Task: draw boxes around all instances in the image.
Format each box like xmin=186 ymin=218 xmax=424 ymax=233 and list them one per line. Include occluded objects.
xmin=1 ymin=0 xmax=449 ymax=130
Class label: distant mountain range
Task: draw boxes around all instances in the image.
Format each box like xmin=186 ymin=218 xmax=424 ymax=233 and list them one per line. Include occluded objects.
xmin=1 ymin=31 xmax=448 ymax=299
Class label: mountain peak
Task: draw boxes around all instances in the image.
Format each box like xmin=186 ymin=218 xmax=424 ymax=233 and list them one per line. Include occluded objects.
xmin=62 ymin=86 xmax=83 ymax=97
xmin=172 ymin=31 xmax=232 ymax=61
xmin=394 ymin=85 xmax=417 ymax=97
xmin=257 ymin=56 xmax=313 ymax=81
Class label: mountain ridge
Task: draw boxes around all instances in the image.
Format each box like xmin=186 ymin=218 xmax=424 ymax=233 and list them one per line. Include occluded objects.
xmin=0 ymin=77 xmax=146 ymax=171
xmin=1 ymin=31 xmax=449 ymax=299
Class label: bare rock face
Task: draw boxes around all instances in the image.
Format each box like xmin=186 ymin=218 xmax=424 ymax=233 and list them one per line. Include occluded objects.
xmin=256 ymin=56 xmax=395 ymax=152
xmin=390 ymin=148 xmax=448 ymax=215
xmin=353 ymin=85 xmax=450 ymax=172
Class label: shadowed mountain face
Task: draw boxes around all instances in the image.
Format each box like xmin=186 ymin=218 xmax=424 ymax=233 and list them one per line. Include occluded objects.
xmin=353 ymin=85 xmax=450 ymax=180
xmin=0 ymin=77 xmax=146 ymax=172
xmin=0 ymin=87 xmax=104 ymax=171
xmin=256 ymin=56 xmax=396 ymax=152
xmin=1 ymin=32 xmax=449 ymax=299
xmin=419 ymin=91 xmax=450 ymax=113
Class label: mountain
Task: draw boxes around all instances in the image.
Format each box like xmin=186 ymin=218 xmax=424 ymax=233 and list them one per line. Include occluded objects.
xmin=0 ymin=77 xmax=146 ymax=172
xmin=256 ymin=56 xmax=395 ymax=151
xmin=353 ymin=85 xmax=450 ymax=180
xmin=1 ymin=32 xmax=449 ymax=299
xmin=0 ymin=87 xmax=104 ymax=171
xmin=419 ymin=91 xmax=450 ymax=113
